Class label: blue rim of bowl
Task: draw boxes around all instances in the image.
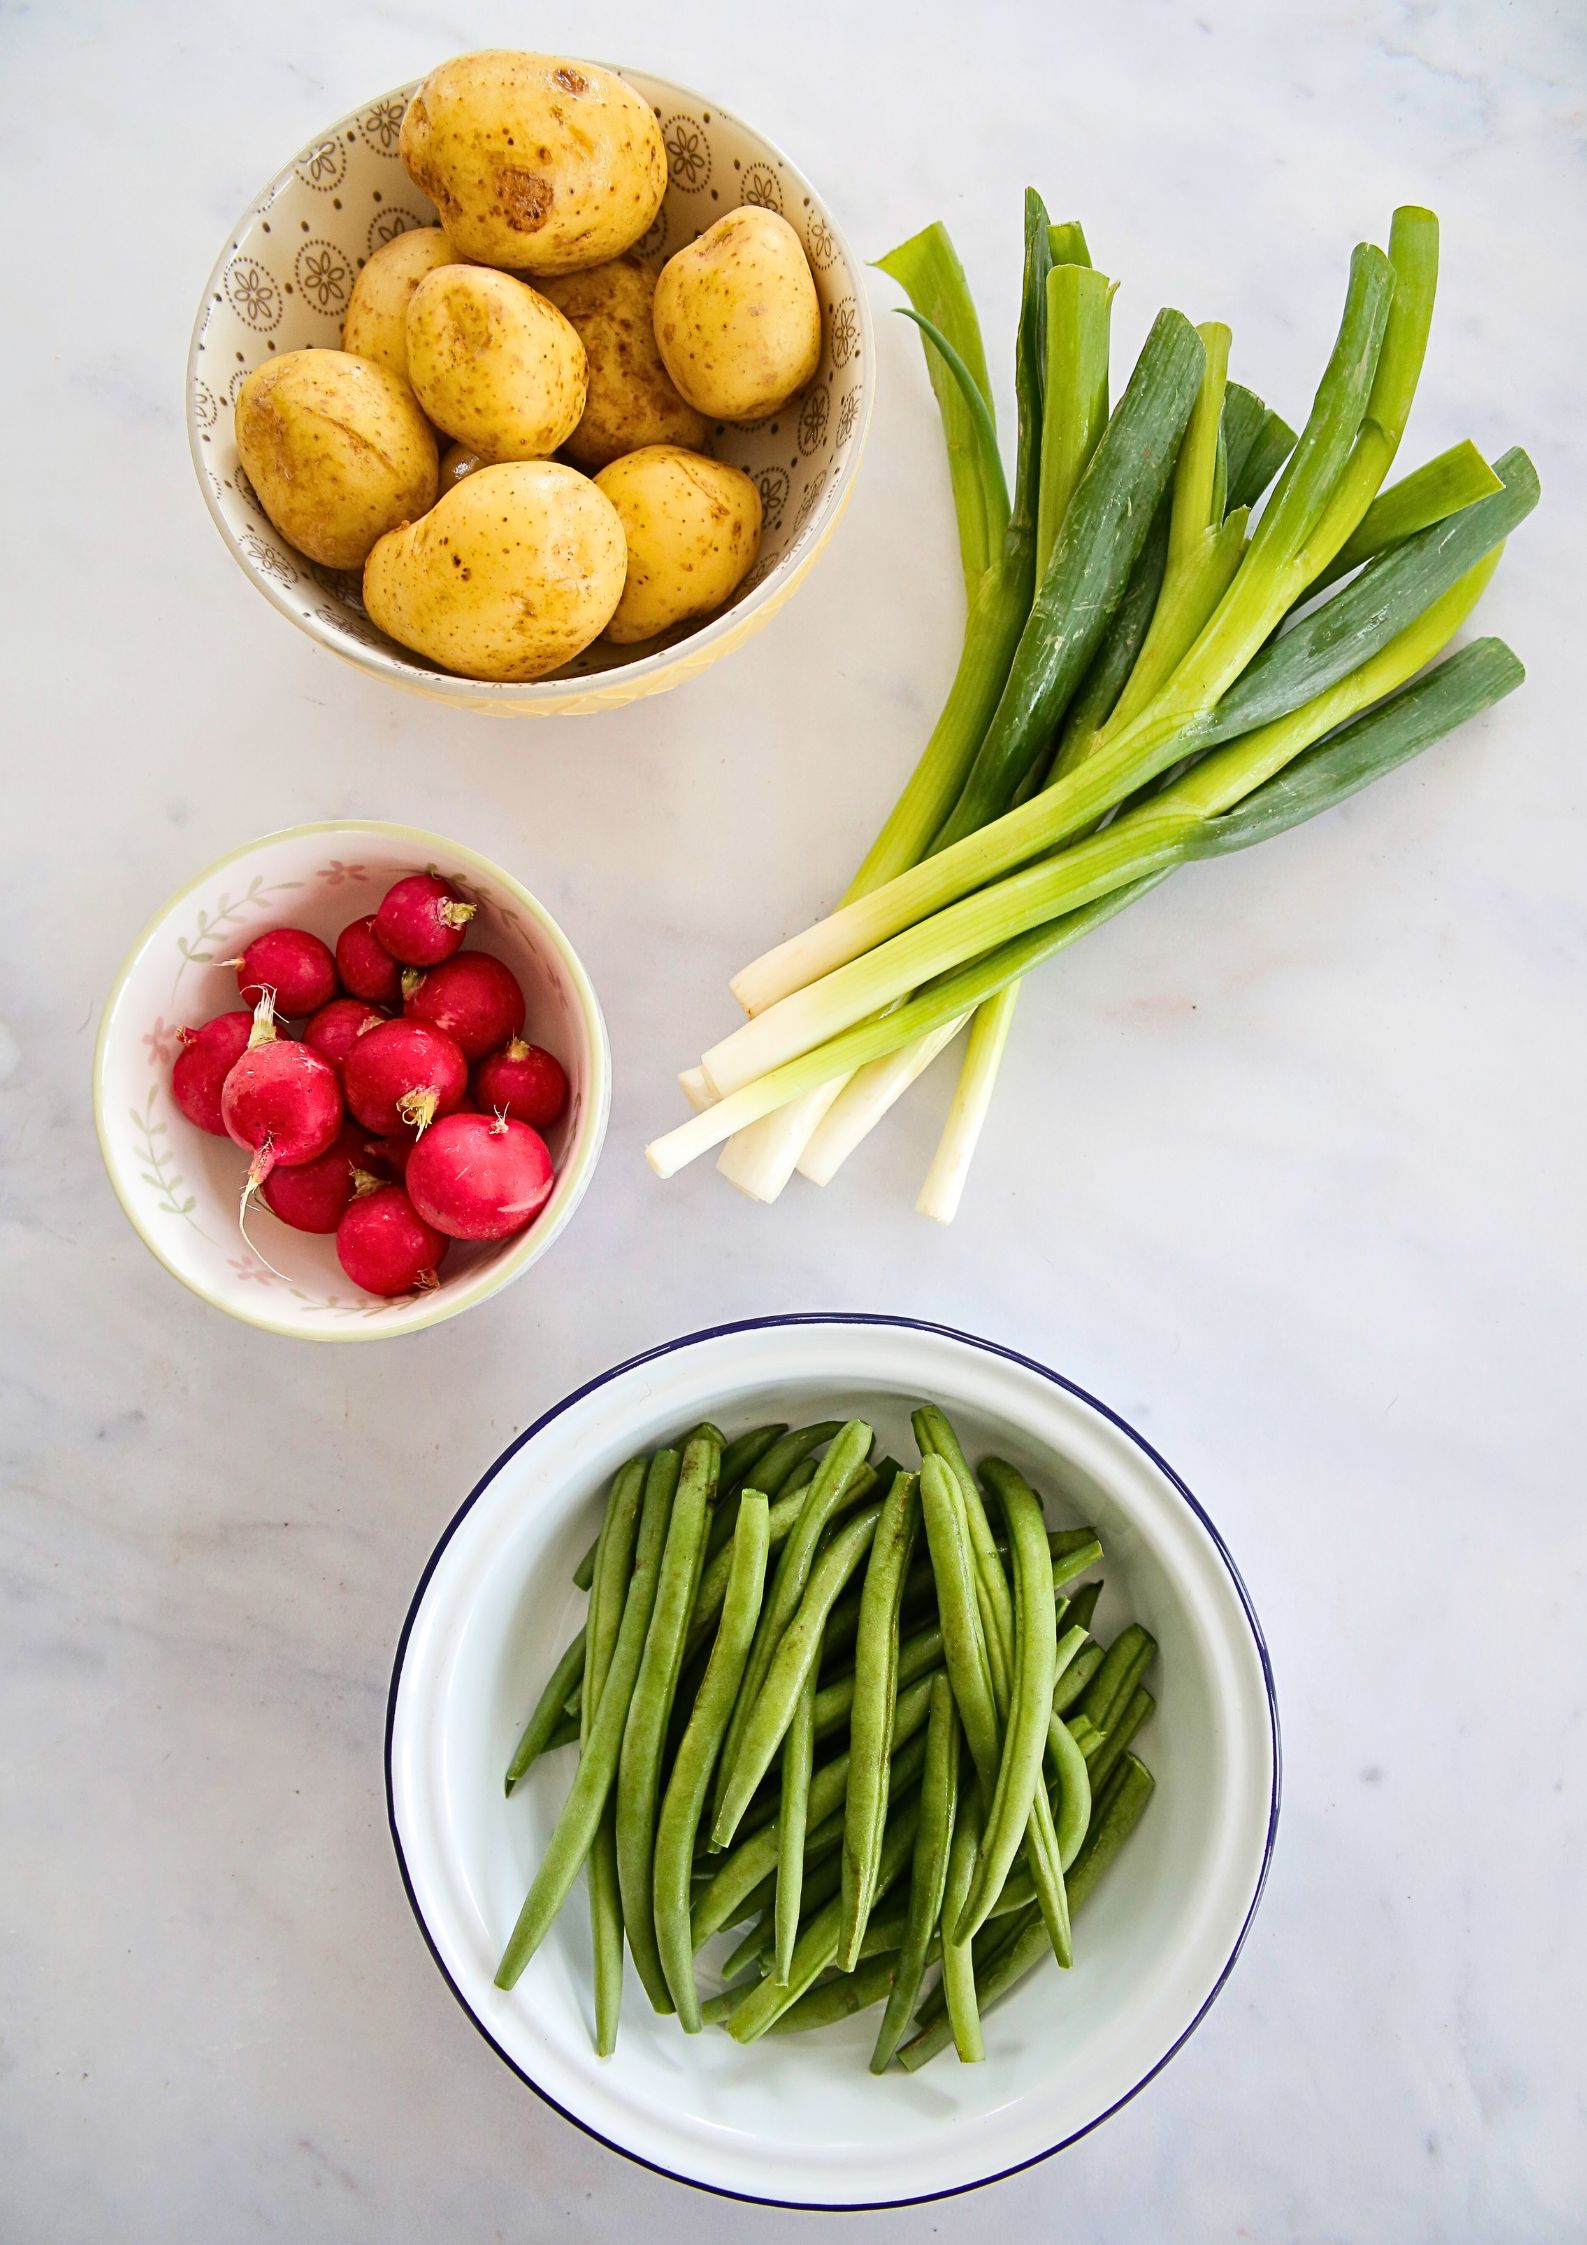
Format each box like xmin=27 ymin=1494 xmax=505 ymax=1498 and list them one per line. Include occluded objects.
xmin=384 ymin=1310 xmax=1282 ymax=2210
xmin=185 ymin=67 xmax=876 ymax=705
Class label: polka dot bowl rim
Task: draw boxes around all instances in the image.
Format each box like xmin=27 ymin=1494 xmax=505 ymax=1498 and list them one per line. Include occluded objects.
xmin=185 ymin=66 xmax=875 ymax=715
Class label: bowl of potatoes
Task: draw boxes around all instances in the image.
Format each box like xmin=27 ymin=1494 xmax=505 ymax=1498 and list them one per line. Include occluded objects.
xmin=189 ymin=54 xmax=873 ymax=715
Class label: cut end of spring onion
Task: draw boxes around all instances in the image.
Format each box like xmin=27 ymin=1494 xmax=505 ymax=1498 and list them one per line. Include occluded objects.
xmin=798 ymin=1020 xmax=968 ymax=1186
xmin=678 ymin=1065 xmax=713 ymax=1114
xmin=715 ymin=1082 xmax=847 ymax=1201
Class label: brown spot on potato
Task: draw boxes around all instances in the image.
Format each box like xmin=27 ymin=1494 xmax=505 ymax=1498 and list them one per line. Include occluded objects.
xmin=495 ymin=166 xmax=554 ymax=232
xmin=551 ymin=66 xmax=588 ymax=93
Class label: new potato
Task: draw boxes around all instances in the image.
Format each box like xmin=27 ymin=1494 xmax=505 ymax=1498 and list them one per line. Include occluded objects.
xmin=341 ymin=227 xmax=457 ymax=382
xmin=405 ymin=266 xmax=587 ymax=462
xmin=595 ymin=445 xmax=761 ymax=644
xmin=653 ymin=207 xmax=822 ymax=423
xmin=363 ymin=459 xmax=627 ymax=681
xmin=399 ymin=52 xmax=665 ymax=275
xmin=234 ymin=349 xmax=437 ymax=570
xmin=539 ymin=257 xmax=711 ymax=470
xmin=438 ymin=441 xmax=486 ymax=492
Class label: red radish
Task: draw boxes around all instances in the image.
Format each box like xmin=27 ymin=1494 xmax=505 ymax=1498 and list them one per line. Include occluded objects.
xmin=336 ymin=1185 xmax=449 ymax=1296
xmin=260 ymin=1125 xmax=381 ymax=1234
xmin=406 ymin=1111 xmax=554 ymax=1241
xmin=342 ymin=1017 xmax=467 ymax=1135
xmin=305 ymin=996 xmax=387 ymax=1069
xmin=474 ymin=1038 xmax=569 ymax=1130
xmin=220 ymin=997 xmax=343 ymax=1205
xmin=364 ymin=1132 xmax=409 ymax=1180
xmin=227 ymin=927 xmax=337 ymax=1016
xmin=335 ymin=914 xmax=403 ymax=1005
xmin=405 ymin=952 xmax=526 ymax=1060
xmin=171 ymin=1011 xmax=253 ymax=1135
xmin=367 ymin=1132 xmax=411 ymax=1181
xmin=374 ymin=871 xmax=475 ymax=967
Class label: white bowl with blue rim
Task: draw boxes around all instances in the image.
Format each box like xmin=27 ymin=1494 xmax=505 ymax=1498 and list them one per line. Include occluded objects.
xmin=386 ymin=1313 xmax=1279 ymax=2207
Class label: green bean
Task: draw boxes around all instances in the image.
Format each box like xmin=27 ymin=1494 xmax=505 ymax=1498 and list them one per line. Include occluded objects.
xmin=1087 ymin=1684 xmax=1155 ymax=1794
xmin=587 ymin=1809 xmax=624 ymax=2055
xmin=815 ymin=1533 xmax=1093 ymax=1743
xmin=699 ymin=1973 xmax=761 ymax=2026
xmin=504 ymin=1626 xmax=588 ymax=1794
xmin=616 ymin=1433 xmax=722 ymax=2012
xmin=541 ymin=1711 xmax=578 ymax=1756
xmin=747 ymin=1421 xmax=844 ymax=1504
xmin=725 ymin=1793 xmax=922 ymax=2043
xmin=1068 ymin=1712 xmax=1106 ymax=1758
xmin=571 ymin=1441 xmax=696 ymax=1589
xmin=938 ymin=1778 xmax=984 ymax=2062
xmin=922 ymin=1455 xmax=1070 ymax=1960
xmin=686 ymin=1484 xmax=798 ymax=1658
xmin=1080 ymin=1624 xmax=1156 ymax=1735
xmin=580 ymin=1454 xmax=651 ymax=2052
xmin=1047 ymin=1625 xmax=1094 ymax=1868
xmin=495 ymin=1450 xmax=680 ymax=1990
xmin=1051 ymin=1537 xmax=1103 ymax=1588
xmin=813 ymin=1615 xmax=944 ymax=1742
xmin=871 ymin=1673 xmax=958 ymax=2070
xmin=839 ymin=1470 xmax=920 ymax=1966
xmin=1052 ymin=1637 xmax=1103 ymax=1712
xmin=746 ymin=1882 xmax=918 ymax=1980
xmin=719 ymin=1423 xmax=787 ymax=1494
xmin=712 ymin=1422 xmax=875 ymax=1827
xmin=1047 ymin=1714 xmax=1092 ymax=1869
xmin=978 ymin=1462 xmax=1081 ymax=1962
xmin=920 ymin=1455 xmax=1001 ymax=1792
xmin=712 ymin=1498 xmax=885 ymax=1847
xmin=769 ymin=1949 xmax=915 ymax=2035
xmin=1063 ymin=1578 xmax=1103 ymax=1634
xmin=914 ymin=1408 xmax=1014 ymax=1704
xmin=703 ymin=1424 xmax=789 ymax=1561
xmin=774 ymin=1653 xmax=819 ymax=1983
xmin=653 ymin=1493 xmax=770 ymax=2029
xmin=720 ymin=1910 xmax=771 ymax=1982
xmin=820 ymin=1517 xmax=1086 ymax=1672
xmin=900 ymin=1754 xmax=1156 ymax=2070
xmin=690 ymin=1681 xmax=933 ymax=1946
xmin=584 ymin=1460 xmax=650 ymax=1717
xmin=956 ymin=1470 xmax=1059 ymax=1944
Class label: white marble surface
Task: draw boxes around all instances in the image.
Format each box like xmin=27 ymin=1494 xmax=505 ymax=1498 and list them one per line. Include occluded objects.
xmin=5 ymin=0 xmax=1585 ymax=2236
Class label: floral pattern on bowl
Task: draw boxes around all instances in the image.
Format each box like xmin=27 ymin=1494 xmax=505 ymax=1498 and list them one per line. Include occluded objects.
xmin=188 ymin=69 xmax=874 ymax=715
xmin=94 ymin=824 xmax=610 ymax=1339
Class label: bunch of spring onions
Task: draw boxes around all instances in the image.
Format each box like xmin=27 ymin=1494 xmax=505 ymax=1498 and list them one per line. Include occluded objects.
xmin=495 ymin=1415 xmax=1156 ymax=2066
xmin=649 ymin=203 xmax=1536 ymax=1217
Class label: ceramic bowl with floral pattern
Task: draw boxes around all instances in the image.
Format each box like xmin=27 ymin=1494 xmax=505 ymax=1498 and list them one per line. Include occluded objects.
xmin=187 ymin=69 xmax=873 ymax=715
xmin=93 ymin=824 xmax=610 ymax=1339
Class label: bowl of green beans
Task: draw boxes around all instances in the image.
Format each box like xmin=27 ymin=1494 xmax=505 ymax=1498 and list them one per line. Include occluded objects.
xmin=386 ymin=1313 xmax=1278 ymax=2208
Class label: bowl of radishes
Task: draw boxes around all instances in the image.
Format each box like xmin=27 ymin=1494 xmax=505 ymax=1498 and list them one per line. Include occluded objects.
xmin=94 ymin=822 xmax=609 ymax=1339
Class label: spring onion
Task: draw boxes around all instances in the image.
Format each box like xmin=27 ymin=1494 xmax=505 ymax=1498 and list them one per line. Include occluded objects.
xmin=654 ymin=203 xmax=1534 ymax=1207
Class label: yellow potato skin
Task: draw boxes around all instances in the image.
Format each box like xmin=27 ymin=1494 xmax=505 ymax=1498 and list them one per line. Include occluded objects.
xmin=363 ymin=459 xmax=627 ymax=682
xmin=595 ymin=445 xmax=762 ymax=644
xmin=399 ymin=51 xmax=666 ymax=275
xmin=438 ymin=440 xmax=487 ymax=491
xmin=341 ymin=228 xmax=457 ymax=382
xmin=234 ymin=348 xmax=437 ymax=570
xmin=404 ymin=266 xmax=587 ymax=462
xmin=653 ymin=208 xmax=822 ymax=423
xmin=538 ymin=258 xmax=712 ymax=470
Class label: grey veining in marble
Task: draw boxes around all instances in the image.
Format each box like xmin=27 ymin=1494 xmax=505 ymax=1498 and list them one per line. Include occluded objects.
xmin=4 ymin=0 xmax=1585 ymax=2238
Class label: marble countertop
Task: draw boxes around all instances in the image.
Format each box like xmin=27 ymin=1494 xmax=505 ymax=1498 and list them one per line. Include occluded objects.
xmin=6 ymin=0 xmax=1584 ymax=2236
